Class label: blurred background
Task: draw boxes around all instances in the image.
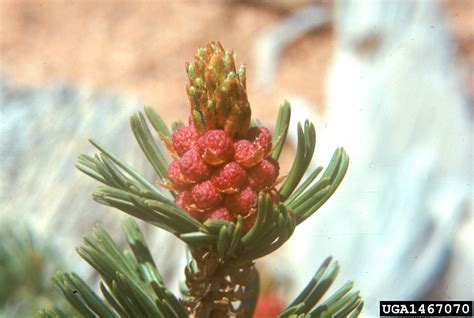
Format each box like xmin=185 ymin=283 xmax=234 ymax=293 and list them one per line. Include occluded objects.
xmin=1 ymin=1 xmax=472 ymax=317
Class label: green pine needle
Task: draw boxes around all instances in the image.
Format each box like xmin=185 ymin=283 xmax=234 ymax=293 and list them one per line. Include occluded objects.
xmin=272 ymin=100 xmax=291 ymax=160
xmin=278 ymin=257 xmax=363 ymax=318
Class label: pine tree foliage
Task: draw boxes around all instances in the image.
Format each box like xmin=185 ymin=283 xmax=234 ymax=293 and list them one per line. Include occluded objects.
xmin=39 ymin=41 xmax=362 ymax=318
xmin=38 ymin=219 xmax=187 ymax=318
xmin=0 ymin=224 xmax=72 ymax=317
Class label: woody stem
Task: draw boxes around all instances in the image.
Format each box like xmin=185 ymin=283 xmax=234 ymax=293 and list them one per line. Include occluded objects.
xmin=182 ymin=248 xmax=256 ymax=318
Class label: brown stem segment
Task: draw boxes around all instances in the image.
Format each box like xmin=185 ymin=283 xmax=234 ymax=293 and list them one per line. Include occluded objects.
xmin=182 ymin=248 xmax=256 ymax=318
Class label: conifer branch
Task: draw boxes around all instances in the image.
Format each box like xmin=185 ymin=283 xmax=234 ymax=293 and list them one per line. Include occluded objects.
xmin=40 ymin=41 xmax=362 ymax=318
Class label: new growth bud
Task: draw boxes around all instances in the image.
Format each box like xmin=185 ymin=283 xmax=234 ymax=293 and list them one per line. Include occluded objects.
xmin=167 ymin=42 xmax=282 ymax=231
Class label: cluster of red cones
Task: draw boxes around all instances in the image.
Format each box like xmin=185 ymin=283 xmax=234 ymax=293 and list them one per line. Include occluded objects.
xmin=167 ymin=125 xmax=279 ymax=231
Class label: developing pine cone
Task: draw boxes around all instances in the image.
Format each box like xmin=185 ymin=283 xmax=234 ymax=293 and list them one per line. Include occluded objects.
xmin=167 ymin=42 xmax=280 ymax=231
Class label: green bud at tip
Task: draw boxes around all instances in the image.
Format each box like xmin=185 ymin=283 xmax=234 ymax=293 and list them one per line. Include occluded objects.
xmin=195 ymin=78 xmax=204 ymax=88
xmin=188 ymin=86 xmax=196 ymax=97
xmin=197 ymin=47 xmax=206 ymax=60
xmin=226 ymin=71 xmax=236 ymax=80
xmin=188 ymin=63 xmax=195 ymax=78
xmin=192 ymin=110 xmax=205 ymax=130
